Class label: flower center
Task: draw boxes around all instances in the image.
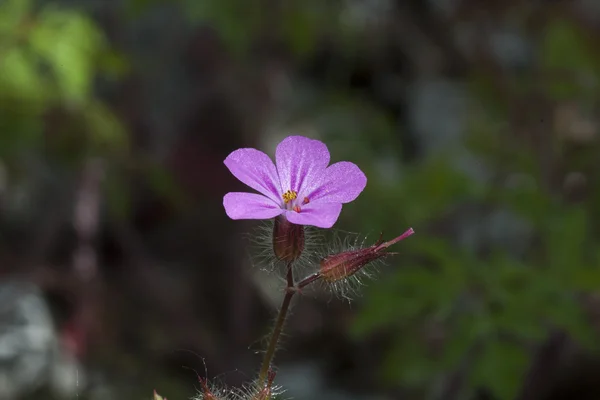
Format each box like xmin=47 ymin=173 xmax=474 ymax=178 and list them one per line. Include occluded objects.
xmin=282 ymin=190 xmax=298 ymax=204
xmin=282 ymin=190 xmax=304 ymax=213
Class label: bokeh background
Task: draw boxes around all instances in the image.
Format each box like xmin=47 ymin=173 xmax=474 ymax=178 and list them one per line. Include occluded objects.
xmin=2 ymin=0 xmax=600 ymax=399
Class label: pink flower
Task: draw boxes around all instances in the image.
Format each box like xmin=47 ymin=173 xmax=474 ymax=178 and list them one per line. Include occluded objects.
xmin=223 ymin=136 xmax=367 ymax=228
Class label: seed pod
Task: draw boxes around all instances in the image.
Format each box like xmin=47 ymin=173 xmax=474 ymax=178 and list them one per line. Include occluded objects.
xmin=320 ymin=228 xmax=414 ymax=282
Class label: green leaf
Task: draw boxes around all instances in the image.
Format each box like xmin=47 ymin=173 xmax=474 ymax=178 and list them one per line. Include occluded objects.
xmin=0 ymin=47 xmax=49 ymax=102
xmin=29 ymin=8 xmax=105 ymax=103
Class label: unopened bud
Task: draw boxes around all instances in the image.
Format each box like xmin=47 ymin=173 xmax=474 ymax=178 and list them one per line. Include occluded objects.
xmin=273 ymin=216 xmax=305 ymax=262
xmin=320 ymin=228 xmax=414 ymax=282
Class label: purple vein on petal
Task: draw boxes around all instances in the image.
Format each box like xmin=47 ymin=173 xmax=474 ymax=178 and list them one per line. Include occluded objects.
xmin=307 ymin=161 xmax=367 ymax=204
xmin=285 ymin=202 xmax=343 ymax=229
xmin=224 ymin=148 xmax=283 ymax=203
xmin=223 ymin=192 xmax=284 ymax=220
xmin=276 ymin=136 xmax=330 ymax=194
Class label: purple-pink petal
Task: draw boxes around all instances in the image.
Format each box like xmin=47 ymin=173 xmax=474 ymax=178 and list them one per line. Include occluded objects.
xmin=276 ymin=136 xmax=330 ymax=195
xmin=306 ymin=161 xmax=367 ymax=204
xmin=284 ymin=203 xmax=343 ymax=229
xmin=224 ymin=148 xmax=283 ymax=203
xmin=223 ymin=192 xmax=284 ymax=220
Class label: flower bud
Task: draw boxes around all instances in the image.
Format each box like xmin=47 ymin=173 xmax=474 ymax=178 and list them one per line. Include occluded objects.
xmin=273 ymin=216 xmax=305 ymax=262
xmin=320 ymin=228 xmax=414 ymax=282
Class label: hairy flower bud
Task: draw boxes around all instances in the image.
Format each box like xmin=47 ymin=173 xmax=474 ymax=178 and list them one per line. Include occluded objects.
xmin=320 ymin=228 xmax=414 ymax=282
xmin=273 ymin=216 xmax=305 ymax=262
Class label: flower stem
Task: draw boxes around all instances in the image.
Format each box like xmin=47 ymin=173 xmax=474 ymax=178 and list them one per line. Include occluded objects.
xmin=298 ymin=272 xmax=321 ymax=289
xmin=258 ymin=288 xmax=294 ymax=383
xmin=258 ymin=262 xmax=295 ymax=383
xmin=258 ymin=265 xmax=324 ymax=383
xmin=374 ymin=227 xmax=415 ymax=251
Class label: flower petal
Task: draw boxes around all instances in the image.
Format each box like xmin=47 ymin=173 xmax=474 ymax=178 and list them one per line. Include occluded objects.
xmin=224 ymin=148 xmax=282 ymax=203
xmin=284 ymin=203 xmax=343 ymax=228
xmin=224 ymin=192 xmax=284 ymax=220
xmin=276 ymin=136 xmax=330 ymax=195
xmin=306 ymin=161 xmax=367 ymax=204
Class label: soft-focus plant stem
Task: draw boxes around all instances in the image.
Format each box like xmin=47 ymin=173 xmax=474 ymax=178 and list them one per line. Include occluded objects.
xmin=258 ymin=265 xmax=323 ymax=383
xmin=258 ymin=290 xmax=293 ymax=382
xmin=258 ymin=261 xmax=295 ymax=382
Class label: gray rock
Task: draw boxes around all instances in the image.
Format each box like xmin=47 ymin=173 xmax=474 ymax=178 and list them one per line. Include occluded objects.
xmin=0 ymin=280 xmax=83 ymax=399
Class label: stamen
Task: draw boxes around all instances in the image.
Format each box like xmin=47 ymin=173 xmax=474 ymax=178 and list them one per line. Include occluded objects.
xmin=292 ymin=205 xmax=301 ymax=213
xmin=282 ymin=190 xmax=298 ymax=204
xmin=302 ymin=197 xmax=310 ymax=205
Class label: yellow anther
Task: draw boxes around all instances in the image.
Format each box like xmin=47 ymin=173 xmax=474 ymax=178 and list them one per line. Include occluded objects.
xmin=282 ymin=190 xmax=298 ymax=204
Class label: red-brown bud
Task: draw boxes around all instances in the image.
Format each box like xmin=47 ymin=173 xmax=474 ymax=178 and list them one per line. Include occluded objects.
xmin=320 ymin=228 xmax=414 ymax=282
xmin=273 ymin=216 xmax=305 ymax=262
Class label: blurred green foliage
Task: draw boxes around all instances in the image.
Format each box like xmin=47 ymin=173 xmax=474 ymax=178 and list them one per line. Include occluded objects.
xmin=0 ymin=0 xmax=128 ymax=166
xmin=3 ymin=0 xmax=600 ymax=398
xmin=183 ymin=0 xmax=355 ymax=58
xmin=541 ymin=18 xmax=600 ymax=100
xmin=346 ymin=16 xmax=600 ymax=400
xmin=0 ymin=0 xmax=185 ymax=223
xmin=176 ymin=2 xmax=600 ymax=397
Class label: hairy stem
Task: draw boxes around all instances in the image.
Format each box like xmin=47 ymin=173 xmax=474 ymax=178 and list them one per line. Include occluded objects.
xmin=258 ymin=288 xmax=294 ymax=382
xmin=298 ymin=272 xmax=321 ymax=289
xmin=258 ymin=266 xmax=324 ymax=383
xmin=259 ymin=262 xmax=295 ymax=382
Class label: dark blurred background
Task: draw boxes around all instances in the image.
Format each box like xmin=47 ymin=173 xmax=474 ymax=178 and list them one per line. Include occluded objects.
xmin=2 ymin=0 xmax=600 ymax=399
